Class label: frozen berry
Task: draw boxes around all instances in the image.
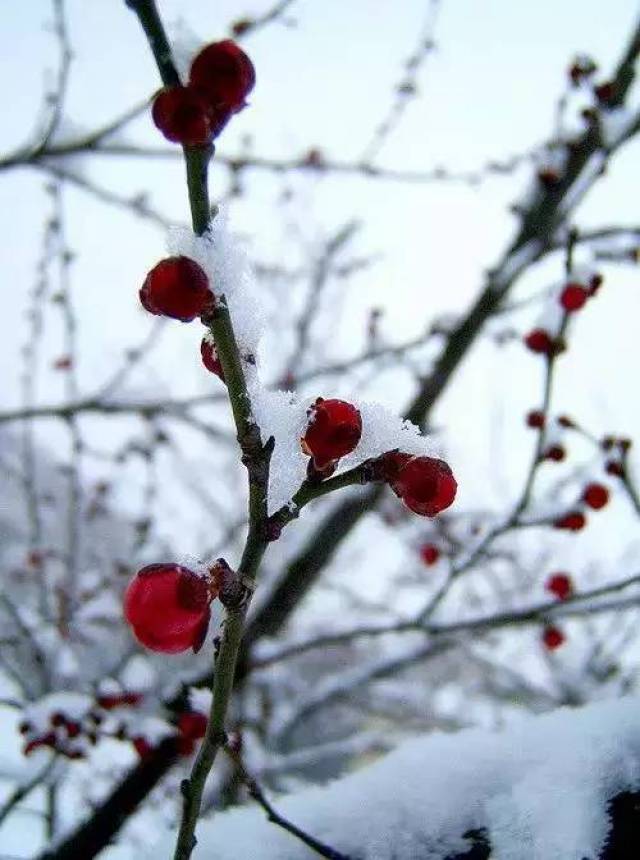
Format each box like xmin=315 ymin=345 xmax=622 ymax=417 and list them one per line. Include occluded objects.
xmin=583 ymin=482 xmax=609 ymax=510
xmin=542 ymin=625 xmax=565 ymax=650
xmin=384 ymin=453 xmax=457 ymax=517
xmin=419 ymin=543 xmax=440 ymax=565
xmin=140 ymin=257 xmax=213 ymax=322
xmin=301 ymin=398 xmax=362 ymax=469
xmin=200 ymin=336 xmax=225 ymax=380
xmin=553 ymin=511 xmax=586 ymax=531
xmin=152 ymin=86 xmax=217 ymax=146
xmin=124 ymin=564 xmax=217 ymax=654
xmin=189 ymin=40 xmax=255 ymax=112
xmin=560 ymin=283 xmax=588 ymax=312
xmin=526 ymin=410 xmax=546 ymax=429
xmin=545 ymin=572 xmax=573 ymax=600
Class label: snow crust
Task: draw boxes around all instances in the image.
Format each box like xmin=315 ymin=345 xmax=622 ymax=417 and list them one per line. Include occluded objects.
xmin=147 ymin=695 xmax=640 ymax=859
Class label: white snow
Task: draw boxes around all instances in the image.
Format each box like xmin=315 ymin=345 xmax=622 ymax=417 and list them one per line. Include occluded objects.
xmin=147 ymin=695 xmax=640 ymax=859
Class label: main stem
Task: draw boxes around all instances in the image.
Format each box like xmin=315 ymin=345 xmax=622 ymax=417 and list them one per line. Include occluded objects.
xmin=125 ymin=3 xmax=271 ymax=857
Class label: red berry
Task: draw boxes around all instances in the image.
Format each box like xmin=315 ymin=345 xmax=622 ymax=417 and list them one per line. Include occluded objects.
xmin=542 ymin=625 xmax=565 ymax=650
xmin=152 ymin=86 xmax=218 ymax=146
xmin=124 ymin=564 xmax=216 ymax=654
xmin=553 ymin=511 xmax=586 ymax=531
xmin=140 ymin=257 xmax=213 ymax=322
xmin=524 ymin=329 xmax=553 ymax=355
xmin=189 ymin=40 xmax=255 ymax=112
xmin=301 ymin=398 xmax=362 ymax=469
xmin=543 ymin=444 xmax=565 ymax=462
xmin=419 ymin=543 xmax=440 ymax=565
xmin=583 ymin=482 xmax=609 ymax=510
xmin=545 ymin=572 xmax=573 ymax=600
xmin=386 ymin=454 xmax=457 ymax=518
xmin=605 ymin=460 xmax=624 ymax=478
xmin=177 ymin=711 xmax=208 ymax=740
xmin=526 ymin=410 xmax=546 ymax=429
xmin=560 ymin=283 xmax=588 ymax=312
xmin=200 ymin=337 xmax=225 ymax=380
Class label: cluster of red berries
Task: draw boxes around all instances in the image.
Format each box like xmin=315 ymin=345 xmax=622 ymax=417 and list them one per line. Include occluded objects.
xmin=552 ymin=481 xmax=610 ymax=532
xmin=19 ymin=690 xmax=142 ymax=759
xmin=541 ymin=572 xmax=575 ymax=651
xmin=152 ymin=40 xmax=255 ymax=147
xmin=523 ymin=273 xmax=602 ymax=356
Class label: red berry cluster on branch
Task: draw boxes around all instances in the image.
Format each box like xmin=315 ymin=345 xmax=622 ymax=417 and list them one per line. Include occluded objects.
xmin=152 ymin=40 xmax=255 ymax=147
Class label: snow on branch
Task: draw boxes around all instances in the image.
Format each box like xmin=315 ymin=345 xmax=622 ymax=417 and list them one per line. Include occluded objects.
xmin=148 ymin=696 xmax=640 ymax=860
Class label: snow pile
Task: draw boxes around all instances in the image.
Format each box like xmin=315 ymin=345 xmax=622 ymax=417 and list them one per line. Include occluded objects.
xmin=148 ymin=695 xmax=640 ymax=859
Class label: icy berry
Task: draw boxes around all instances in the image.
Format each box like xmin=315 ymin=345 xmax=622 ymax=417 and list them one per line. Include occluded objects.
xmin=524 ymin=329 xmax=553 ymax=355
xmin=140 ymin=257 xmax=213 ymax=322
xmin=560 ymin=282 xmax=588 ymax=312
xmin=301 ymin=398 xmax=362 ymax=469
xmin=583 ymin=482 xmax=609 ymax=510
xmin=526 ymin=410 xmax=546 ymax=429
xmin=545 ymin=572 xmax=573 ymax=600
xmin=124 ymin=564 xmax=216 ymax=654
xmin=152 ymin=86 xmax=217 ymax=146
xmin=419 ymin=543 xmax=440 ymax=566
xmin=200 ymin=336 xmax=225 ymax=381
xmin=542 ymin=625 xmax=565 ymax=650
xmin=384 ymin=454 xmax=457 ymax=518
xmin=189 ymin=40 xmax=255 ymax=112
xmin=553 ymin=511 xmax=586 ymax=531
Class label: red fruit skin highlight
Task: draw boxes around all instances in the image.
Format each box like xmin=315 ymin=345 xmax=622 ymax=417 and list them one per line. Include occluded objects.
xmin=301 ymin=398 xmax=362 ymax=469
xmin=140 ymin=257 xmax=213 ymax=322
xmin=124 ymin=564 xmax=214 ymax=654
